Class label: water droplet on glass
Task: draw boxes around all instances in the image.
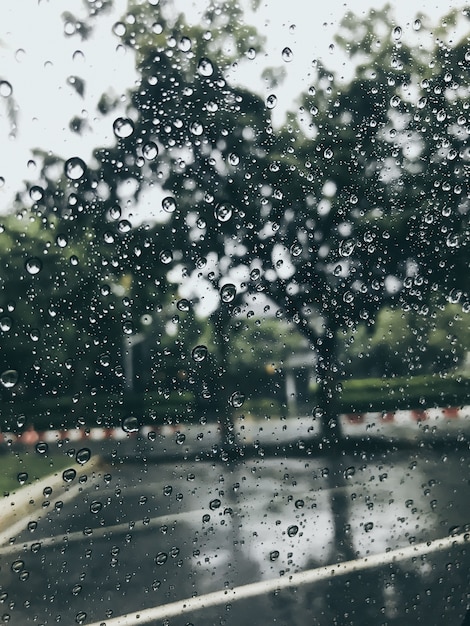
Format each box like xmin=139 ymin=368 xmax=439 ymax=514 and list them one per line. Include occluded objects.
xmin=220 ymin=283 xmax=236 ymax=303
xmin=112 ymin=22 xmax=126 ymax=36
xmin=35 ymin=441 xmax=48 ymax=455
xmin=11 ymin=560 xmax=24 ymax=573
xmin=155 ymin=552 xmax=168 ymax=565
xmin=118 ymin=219 xmax=132 ymax=233
xmin=215 ymin=203 xmax=233 ymax=223
xmin=290 ymin=242 xmax=302 ymax=257
xmin=324 ymin=147 xmax=333 ymax=159
xmin=0 ymin=81 xmax=13 ymax=97
xmin=392 ymin=26 xmax=402 ymax=41
xmin=122 ymin=321 xmax=134 ymax=335
xmin=64 ymin=157 xmax=86 ymax=181
xmin=390 ymin=95 xmax=400 ymax=108
xmin=177 ymin=299 xmax=190 ymax=312
xmin=56 ymin=234 xmax=68 ymax=248
xmin=364 ymin=521 xmax=374 ymax=532
xmin=246 ymin=47 xmax=256 ymax=60
xmin=25 ymin=258 xmax=42 ymax=275
xmin=230 ymin=391 xmax=245 ymax=408
xmin=265 ymin=94 xmax=277 ymax=109
xmin=197 ymin=57 xmax=214 ymax=77
xmin=90 ymin=500 xmax=103 ymax=514
xmin=143 ymin=141 xmax=158 ymax=160
xmin=75 ymin=447 xmax=91 ymax=465
xmin=122 ymin=416 xmax=139 ymax=433
xmin=159 ymin=250 xmax=173 ymax=264
xmin=1 ymin=369 xmax=19 ymax=388
xmin=228 ymin=153 xmax=240 ymax=166
xmin=190 ymin=121 xmax=203 ymax=136
xmin=162 ymin=196 xmax=176 ymax=213
xmin=179 ymin=36 xmax=192 ymax=52
xmin=109 ymin=205 xmax=122 ymax=220
xmin=17 ymin=472 xmax=28 ymax=485
xmin=282 ymin=47 xmax=293 ymax=62
xmin=413 ymin=19 xmax=422 ymax=31
xmin=339 ymin=240 xmax=355 ymax=257
xmin=209 ymin=498 xmax=221 ymax=510
xmin=269 ymin=550 xmax=280 ymax=561
xmin=250 ymin=268 xmax=261 ymax=280
xmin=0 ymin=317 xmax=12 ymax=332
xmin=287 ymin=524 xmax=298 ymax=537
xmin=192 ymin=345 xmax=208 ymax=362
xmin=175 ymin=432 xmax=186 ymax=445
xmin=113 ymin=117 xmax=135 ymax=138
xmin=29 ymin=186 xmax=44 ymax=202
xmin=75 ymin=612 xmax=87 ymax=625
xmin=62 ymin=468 xmax=77 ymax=483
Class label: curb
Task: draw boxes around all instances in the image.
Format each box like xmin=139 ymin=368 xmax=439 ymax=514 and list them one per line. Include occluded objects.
xmin=0 ymin=454 xmax=104 ymax=544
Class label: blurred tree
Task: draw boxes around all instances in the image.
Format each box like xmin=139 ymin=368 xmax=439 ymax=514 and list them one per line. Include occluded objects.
xmin=8 ymin=1 xmax=469 ymax=444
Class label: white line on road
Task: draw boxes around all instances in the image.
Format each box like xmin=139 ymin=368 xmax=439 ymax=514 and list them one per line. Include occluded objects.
xmin=0 ymin=509 xmax=208 ymax=556
xmin=84 ymin=530 xmax=469 ymax=626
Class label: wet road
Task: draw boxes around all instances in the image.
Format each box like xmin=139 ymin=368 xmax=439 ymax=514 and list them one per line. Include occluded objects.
xmin=0 ymin=443 xmax=469 ymax=625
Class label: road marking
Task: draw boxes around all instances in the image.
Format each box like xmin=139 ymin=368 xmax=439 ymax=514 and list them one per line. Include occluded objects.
xmin=84 ymin=530 xmax=469 ymax=626
xmin=0 ymin=509 xmax=208 ymax=556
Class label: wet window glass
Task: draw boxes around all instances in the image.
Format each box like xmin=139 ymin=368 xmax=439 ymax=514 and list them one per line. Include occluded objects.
xmin=0 ymin=1 xmax=469 ymax=624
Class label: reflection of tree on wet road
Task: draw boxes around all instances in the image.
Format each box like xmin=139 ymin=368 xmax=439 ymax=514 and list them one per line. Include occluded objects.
xmin=0 ymin=447 xmax=468 ymax=625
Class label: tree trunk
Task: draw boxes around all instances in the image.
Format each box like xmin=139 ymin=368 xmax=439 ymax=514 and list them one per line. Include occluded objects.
xmin=315 ymin=325 xmax=343 ymax=444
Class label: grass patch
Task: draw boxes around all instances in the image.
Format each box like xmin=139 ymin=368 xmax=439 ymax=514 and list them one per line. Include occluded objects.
xmin=0 ymin=450 xmax=74 ymax=496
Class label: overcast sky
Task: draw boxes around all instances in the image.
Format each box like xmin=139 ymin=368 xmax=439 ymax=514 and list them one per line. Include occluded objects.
xmin=0 ymin=0 xmax=467 ymax=215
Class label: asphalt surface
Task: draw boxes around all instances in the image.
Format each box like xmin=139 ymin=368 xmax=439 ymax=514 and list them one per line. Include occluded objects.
xmin=0 ymin=425 xmax=469 ymax=626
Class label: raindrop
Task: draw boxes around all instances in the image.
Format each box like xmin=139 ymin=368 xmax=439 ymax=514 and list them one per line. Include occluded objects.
xmin=192 ymin=345 xmax=208 ymax=362
xmin=324 ymin=147 xmax=333 ymax=159
xmin=159 ymin=250 xmax=173 ymax=264
xmin=56 ymin=234 xmax=68 ymax=248
xmin=99 ymin=353 xmax=110 ymax=367
xmin=113 ymin=117 xmax=135 ymax=138
xmin=122 ymin=321 xmax=134 ymax=335
xmin=220 ymin=283 xmax=236 ymax=303
xmin=29 ymin=186 xmax=44 ymax=202
xmin=209 ymin=498 xmax=221 ymax=510
xmin=250 ymin=268 xmax=261 ymax=280
xmin=35 ymin=441 xmax=48 ymax=455
xmin=109 ymin=205 xmax=122 ymax=220
xmin=17 ymin=472 xmax=28 ymax=485
xmin=62 ymin=468 xmax=77 ymax=483
xmin=295 ymin=499 xmax=304 ymax=508
xmin=143 ymin=141 xmax=158 ymax=160
xmin=190 ymin=121 xmax=203 ymax=136
xmin=390 ymin=95 xmax=400 ymax=108
xmin=197 ymin=57 xmax=214 ymax=77
xmin=122 ymin=416 xmax=139 ymax=433
xmin=339 ymin=240 xmax=355 ymax=257
xmin=112 ymin=22 xmax=126 ymax=37
xmin=265 ymin=94 xmax=277 ymax=109
xmin=118 ymin=219 xmax=132 ymax=233
xmin=64 ymin=157 xmax=86 ymax=181
xmin=215 ymin=203 xmax=233 ymax=222
xmin=230 ymin=391 xmax=245 ymax=408
xmin=287 ymin=525 xmax=298 ymax=537
xmin=179 ymin=36 xmax=192 ymax=52
xmin=392 ymin=26 xmax=402 ymax=41
xmin=155 ymin=552 xmax=168 ymax=565
xmin=90 ymin=501 xmax=103 ymax=514
xmin=246 ymin=47 xmax=256 ymax=60
xmin=269 ymin=550 xmax=280 ymax=561
xmin=282 ymin=47 xmax=293 ymax=62
xmin=175 ymin=432 xmax=186 ymax=445
xmin=75 ymin=612 xmax=87 ymax=625
xmin=11 ymin=560 xmax=24 ymax=573
xmin=0 ymin=317 xmax=12 ymax=332
xmin=290 ymin=242 xmax=302 ymax=257
xmin=162 ymin=196 xmax=176 ymax=213
xmin=0 ymin=81 xmax=13 ymax=97
xmin=75 ymin=448 xmax=91 ymax=465
xmin=177 ymin=299 xmax=190 ymax=312
xmin=364 ymin=521 xmax=374 ymax=532
xmin=72 ymin=584 xmax=82 ymax=596
xmin=1 ymin=369 xmax=19 ymax=388
xmin=413 ymin=19 xmax=422 ymax=31
xmin=228 ymin=153 xmax=240 ymax=166
xmin=25 ymin=258 xmax=42 ymax=275
xmin=436 ymin=109 xmax=446 ymax=122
